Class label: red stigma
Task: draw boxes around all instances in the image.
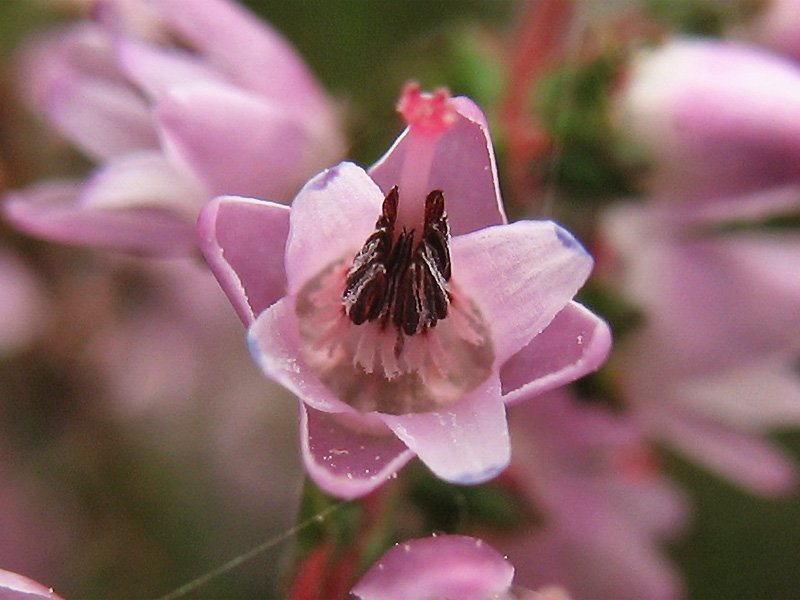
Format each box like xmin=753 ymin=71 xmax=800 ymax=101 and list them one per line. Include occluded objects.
xmin=396 ymin=81 xmax=457 ymax=136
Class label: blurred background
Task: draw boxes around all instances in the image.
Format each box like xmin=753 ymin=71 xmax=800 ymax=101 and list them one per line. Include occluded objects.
xmin=1 ymin=1 xmax=799 ymax=598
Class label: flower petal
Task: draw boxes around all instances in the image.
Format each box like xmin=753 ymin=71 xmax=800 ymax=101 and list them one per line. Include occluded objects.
xmin=116 ymin=37 xmax=224 ymax=100
xmin=369 ymin=96 xmax=506 ymax=235
xmin=351 ymin=535 xmax=514 ymax=600
xmin=248 ymin=297 xmax=360 ymax=415
xmin=0 ymin=569 xmax=65 ymax=599
xmin=673 ymin=359 xmax=800 ymax=431
xmin=284 ymin=162 xmax=384 ymax=294
xmin=301 ymin=405 xmax=414 ymax=500
xmin=379 ymin=375 xmax=509 ymax=485
xmin=4 ymin=179 xmax=195 ymax=255
xmin=501 ymin=301 xmax=612 ymax=405
xmin=451 ymin=220 xmax=593 ymax=365
xmin=198 ymin=195 xmax=290 ymax=325
xmin=653 ymin=407 xmax=797 ymax=496
xmin=152 ymin=0 xmax=330 ymax=113
xmin=81 ymin=150 xmax=205 ymax=219
xmin=47 ymin=70 xmax=158 ymax=162
xmin=156 ymin=82 xmax=309 ymax=200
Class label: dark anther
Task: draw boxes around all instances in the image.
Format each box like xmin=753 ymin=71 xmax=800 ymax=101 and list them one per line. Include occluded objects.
xmin=343 ymin=187 xmax=451 ymax=336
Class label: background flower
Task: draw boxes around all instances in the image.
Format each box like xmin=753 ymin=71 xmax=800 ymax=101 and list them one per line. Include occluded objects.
xmin=3 ymin=0 xmax=343 ymax=254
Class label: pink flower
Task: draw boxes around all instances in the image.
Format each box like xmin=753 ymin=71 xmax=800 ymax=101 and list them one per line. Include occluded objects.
xmin=351 ymin=534 xmax=572 ymax=600
xmin=0 ymin=569 xmax=65 ymax=600
xmin=3 ymin=0 xmax=343 ymax=255
xmin=199 ymin=85 xmax=611 ymax=499
xmin=497 ymin=391 xmax=688 ymax=600
xmin=607 ymin=37 xmax=800 ymax=494
xmin=603 ymin=198 xmax=800 ymax=494
xmin=615 ymin=38 xmax=800 ymax=202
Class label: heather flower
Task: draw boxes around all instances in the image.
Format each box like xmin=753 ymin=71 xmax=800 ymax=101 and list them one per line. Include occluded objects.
xmin=497 ymin=390 xmax=688 ymax=600
xmin=4 ymin=0 xmax=343 ymax=255
xmin=603 ymin=199 xmax=800 ymax=494
xmin=0 ymin=569 xmax=65 ymax=600
xmin=199 ymin=85 xmax=611 ymax=499
xmin=351 ymin=534 xmax=572 ymax=600
xmin=615 ymin=37 xmax=800 ymax=202
xmin=606 ymin=37 xmax=800 ymax=493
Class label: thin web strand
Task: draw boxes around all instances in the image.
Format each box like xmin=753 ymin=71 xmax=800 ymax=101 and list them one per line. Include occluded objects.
xmin=152 ymin=501 xmax=345 ymax=600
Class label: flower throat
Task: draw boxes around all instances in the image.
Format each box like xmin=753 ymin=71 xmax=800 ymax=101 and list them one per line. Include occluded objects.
xmin=342 ymin=185 xmax=451 ymax=337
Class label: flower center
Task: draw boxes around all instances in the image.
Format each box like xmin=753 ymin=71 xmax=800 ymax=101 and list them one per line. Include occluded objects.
xmin=294 ymin=187 xmax=494 ymax=415
xmin=343 ymin=186 xmax=450 ymax=337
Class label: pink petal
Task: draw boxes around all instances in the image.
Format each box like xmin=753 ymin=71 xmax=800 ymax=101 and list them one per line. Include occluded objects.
xmin=352 ymin=535 xmax=514 ymax=600
xmin=653 ymin=408 xmax=798 ymax=496
xmin=247 ymin=297 xmax=358 ymax=415
xmin=198 ymin=195 xmax=290 ymax=325
xmin=369 ymin=96 xmax=507 ymax=235
xmin=284 ymin=162 xmax=384 ymax=294
xmin=152 ymin=0 xmax=330 ymax=114
xmin=378 ymin=376 xmax=510 ymax=485
xmin=684 ymin=184 xmax=800 ymax=224
xmin=451 ymin=220 xmax=593 ymax=365
xmin=81 ymin=150 xmax=205 ymax=218
xmin=501 ymin=301 xmax=612 ymax=405
xmin=301 ymin=406 xmax=414 ymax=500
xmin=673 ymin=359 xmax=800 ymax=431
xmin=116 ymin=37 xmax=224 ymax=100
xmin=156 ymin=82 xmax=309 ymax=200
xmin=0 ymin=569 xmax=65 ymax=599
xmin=4 ymin=179 xmax=195 ymax=255
xmin=47 ymin=71 xmax=158 ymax=162
xmin=17 ymin=24 xmax=123 ymax=114
xmin=511 ymin=518 xmax=682 ymax=600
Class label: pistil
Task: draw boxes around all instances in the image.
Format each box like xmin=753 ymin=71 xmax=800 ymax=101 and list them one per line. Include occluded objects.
xmin=394 ymin=83 xmax=457 ymax=237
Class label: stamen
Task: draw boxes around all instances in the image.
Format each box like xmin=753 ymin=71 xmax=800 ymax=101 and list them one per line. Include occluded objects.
xmin=343 ymin=187 xmax=451 ymax=336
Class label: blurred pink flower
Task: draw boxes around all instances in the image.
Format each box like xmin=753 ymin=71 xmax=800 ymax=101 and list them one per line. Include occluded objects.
xmin=199 ymin=85 xmax=611 ymax=499
xmin=3 ymin=0 xmax=343 ymax=255
xmin=607 ymin=37 xmax=800 ymax=494
xmin=0 ymin=569 xmax=65 ymax=600
xmin=616 ymin=38 xmax=800 ymax=202
xmin=496 ymin=390 xmax=688 ymax=600
xmin=351 ymin=534 xmax=572 ymax=600
xmin=603 ymin=198 xmax=800 ymax=495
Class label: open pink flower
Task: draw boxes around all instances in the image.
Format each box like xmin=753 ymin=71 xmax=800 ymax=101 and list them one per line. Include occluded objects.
xmin=199 ymin=85 xmax=611 ymax=499
xmin=351 ymin=534 xmax=571 ymax=600
xmin=3 ymin=0 xmax=343 ymax=255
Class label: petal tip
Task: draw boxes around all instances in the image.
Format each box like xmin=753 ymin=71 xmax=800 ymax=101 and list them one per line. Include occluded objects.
xmin=552 ymin=221 xmax=589 ymax=256
xmin=447 ymin=459 xmax=508 ymax=485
